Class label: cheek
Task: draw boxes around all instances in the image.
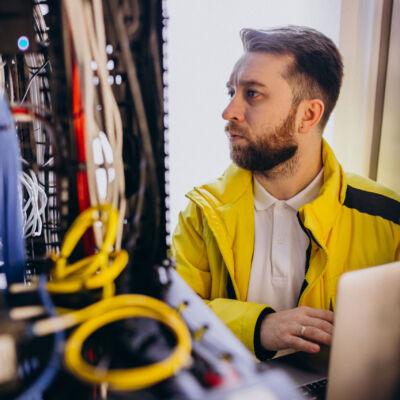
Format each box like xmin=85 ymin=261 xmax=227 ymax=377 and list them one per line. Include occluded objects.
xmin=245 ymin=99 xmax=292 ymax=133
xmin=246 ymin=110 xmax=276 ymax=134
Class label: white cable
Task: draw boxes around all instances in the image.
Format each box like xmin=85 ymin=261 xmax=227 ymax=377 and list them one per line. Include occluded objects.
xmin=86 ymin=0 xmax=124 ymax=230
xmin=63 ymin=0 xmax=103 ymax=247
xmin=63 ymin=0 xmax=97 ymax=194
xmin=0 ymin=55 xmax=6 ymax=95
xmin=20 ymin=172 xmax=34 ymax=232
xmin=24 ymin=53 xmax=54 ymax=247
xmin=7 ymin=62 xmax=15 ymax=103
xmin=12 ymin=104 xmax=60 ymax=253
xmin=20 ymin=169 xmax=48 ymax=238
xmin=25 ymin=53 xmax=46 ymax=165
xmin=86 ymin=0 xmax=126 ymax=248
xmin=33 ymin=3 xmax=49 ymax=45
xmin=63 ymin=0 xmax=126 ymax=250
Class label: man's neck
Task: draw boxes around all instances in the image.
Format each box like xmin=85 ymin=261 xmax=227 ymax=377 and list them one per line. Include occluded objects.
xmin=253 ymin=141 xmax=323 ymax=200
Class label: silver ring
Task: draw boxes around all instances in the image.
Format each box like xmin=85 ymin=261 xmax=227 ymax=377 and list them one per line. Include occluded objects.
xmin=300 ymin=325 xmax=306 ymax=336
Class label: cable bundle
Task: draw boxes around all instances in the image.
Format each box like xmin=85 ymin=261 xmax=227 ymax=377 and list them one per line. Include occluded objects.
xmin=20 ymin=168 xmax=48 ymax=238
xmin=5 ymin=203 xmax=190 ymax=393
xmin=11 ymin=105 xmax=61 ymax=256
xmin=47 ymin=204 xmax=128 ymax=300
xmin=44 ymin=204 xmax=191 ymax=391
xmin=63 ymin=0 xmax=126 ymax=250
xmin=14 ymin=275 xmax=65 ymax=400
xmin=2 ymin=1 xmax=193 ymax=396
xmin=34 ymin=294 xmax=192 ymax=391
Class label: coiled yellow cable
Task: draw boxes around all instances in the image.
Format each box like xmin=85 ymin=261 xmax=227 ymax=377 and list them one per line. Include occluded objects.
xmin=60 ymin=294 xmax=192 ymax=390
xmin=34 ymin=205 xmax=192 ymax=390
xmin=47 ymin=204 xmax=127 ymax=298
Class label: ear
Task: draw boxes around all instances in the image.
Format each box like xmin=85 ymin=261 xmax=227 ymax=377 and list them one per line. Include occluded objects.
xmin=298 ymin=99 xmax=324 ymax=133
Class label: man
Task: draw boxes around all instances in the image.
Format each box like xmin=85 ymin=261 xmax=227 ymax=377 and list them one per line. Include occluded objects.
xmin=172 ymin=26 xmax=400 ymax=360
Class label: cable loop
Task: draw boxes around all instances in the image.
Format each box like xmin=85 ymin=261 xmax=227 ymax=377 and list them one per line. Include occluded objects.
xmin=63 ymin=294 xmax=192 ymax=391
xmin=48 ymin=204 xmax=126 ymax=298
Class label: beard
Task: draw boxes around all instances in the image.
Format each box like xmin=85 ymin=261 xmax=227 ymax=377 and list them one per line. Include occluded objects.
xmin=226 ymin=106 xmax=298 ymax=172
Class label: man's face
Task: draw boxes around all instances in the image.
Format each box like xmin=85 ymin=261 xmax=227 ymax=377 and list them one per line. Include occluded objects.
xmin=223 ymin=52 xmax=299 ymax=172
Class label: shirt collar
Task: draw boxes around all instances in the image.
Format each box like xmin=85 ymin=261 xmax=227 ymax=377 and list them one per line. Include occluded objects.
xmin=253 ymin=176 xmax=277 ymax=211
xmin=287 ymin=168 xmax=324 ymax=211
xmin=253 ymin=167 xmax=324 ymax=212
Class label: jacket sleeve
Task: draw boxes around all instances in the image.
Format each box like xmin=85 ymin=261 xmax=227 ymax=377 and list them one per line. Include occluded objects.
xmin=205 ymin=298 xmax=275 ymax=359
xmin=395 ymin=228 xmax=400 ymax=260
xmin=172 ymin=200 xmax=273 ymax=357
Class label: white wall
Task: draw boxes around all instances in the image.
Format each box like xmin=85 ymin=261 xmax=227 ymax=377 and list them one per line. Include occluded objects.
xmin=166 ymin=0 xmax=342 ymax=237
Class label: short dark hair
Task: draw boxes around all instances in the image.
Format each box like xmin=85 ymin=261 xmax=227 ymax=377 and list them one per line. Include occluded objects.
xmin=240 ymin=26 xmax=343 ymax=129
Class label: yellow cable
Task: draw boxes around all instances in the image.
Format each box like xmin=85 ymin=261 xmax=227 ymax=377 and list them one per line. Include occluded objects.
xmin=85 ymin=251 xmax=128 ymax=289
xmin=37 ymin=204 xmax=191 ymax=391
xmin=47 ymin=250 xmax=127 ymax=294
xmin=47 ymin=204 xmax=125 ymax=298
xmin=52 ymin=204 xmax=118 ymax=280
xmin=62 ymin=295 xmax=192 ymax=390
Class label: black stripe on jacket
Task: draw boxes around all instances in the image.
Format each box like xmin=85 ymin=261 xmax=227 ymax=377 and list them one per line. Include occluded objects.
xmin=226 ymin=272 xmax=236 ymax=299
xmin=343 ymin=185 xmax=400 ymax=225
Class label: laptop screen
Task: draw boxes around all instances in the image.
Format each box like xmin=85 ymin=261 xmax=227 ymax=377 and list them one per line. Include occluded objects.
xmin=327 ymin=261 xmax=400 ymax=400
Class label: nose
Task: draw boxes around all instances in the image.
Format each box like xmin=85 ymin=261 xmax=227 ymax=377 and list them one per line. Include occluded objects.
xmin=222 ymin=96 xmax=245 ymax=122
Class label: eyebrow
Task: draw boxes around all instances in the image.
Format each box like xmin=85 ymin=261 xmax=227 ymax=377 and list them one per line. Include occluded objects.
xmin=226 ymin=79 xmax=267 ymax=89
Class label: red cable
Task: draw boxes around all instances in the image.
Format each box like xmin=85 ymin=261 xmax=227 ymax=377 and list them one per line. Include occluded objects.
xmin=72 ymin=56 xmax=95 ymax=255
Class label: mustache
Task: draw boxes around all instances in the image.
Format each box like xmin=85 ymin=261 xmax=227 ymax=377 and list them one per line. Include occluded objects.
xmin=224 ymin=122 xmax=249 ymax=137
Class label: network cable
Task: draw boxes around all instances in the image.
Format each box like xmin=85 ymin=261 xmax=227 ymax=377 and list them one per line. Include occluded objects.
xmin=20 ymin=168 xmax=48 ymax=238
xmin=15 ymin=275 xmax=65 ymax=400
xmin=32 ymin=293 xmax=192 ymax=391
xmin=63 ymin=0 xmax=126 ymax=250
xmin=48 ymin=204 xmax=128 ymax=300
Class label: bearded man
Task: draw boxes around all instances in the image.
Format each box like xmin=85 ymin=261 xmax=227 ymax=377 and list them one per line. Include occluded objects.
xmin=172 ymin=26 xmax=400 ymax=360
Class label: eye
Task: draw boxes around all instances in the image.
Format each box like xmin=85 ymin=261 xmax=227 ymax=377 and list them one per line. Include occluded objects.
xmin=247 ymin=89 xmax=259 ymax=98
xmin=227 ymin=88 xmax=235 ymax=98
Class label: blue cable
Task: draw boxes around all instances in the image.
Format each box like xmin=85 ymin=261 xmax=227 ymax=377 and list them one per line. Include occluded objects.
xmin=0 ymin=92 xmax=25 ymax=283
xmin=16 ymin=276 xmax=65 ymax=400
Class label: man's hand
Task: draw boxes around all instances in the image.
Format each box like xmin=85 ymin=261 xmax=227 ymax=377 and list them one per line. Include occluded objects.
xmin=260 ymin=306 xmax=334 ymax=353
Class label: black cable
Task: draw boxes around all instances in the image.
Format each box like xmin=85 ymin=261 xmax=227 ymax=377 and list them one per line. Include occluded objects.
xmin=20 ymin=60 xmax=50 ymax=104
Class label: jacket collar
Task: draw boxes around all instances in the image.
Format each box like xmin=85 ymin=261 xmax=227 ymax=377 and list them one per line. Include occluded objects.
xmin=298 ymin=139 xmax=347 ymax=248
xmin=186 ymin=139 xmax=346 ymax=299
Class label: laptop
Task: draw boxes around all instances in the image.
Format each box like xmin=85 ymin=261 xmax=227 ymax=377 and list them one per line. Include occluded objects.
xmin=326 ymin=260 xmax=400 ymax=399
xmin=266 ymin=261 xmax=400 ymax=400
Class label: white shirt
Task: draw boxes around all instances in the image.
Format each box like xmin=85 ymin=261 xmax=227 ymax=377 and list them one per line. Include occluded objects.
xmin=246 ymin=168 xmax=324 ymax=311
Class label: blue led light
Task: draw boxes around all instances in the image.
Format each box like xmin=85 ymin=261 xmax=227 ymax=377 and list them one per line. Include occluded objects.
xmin=18 ymin=36 xmax=30 ymax=52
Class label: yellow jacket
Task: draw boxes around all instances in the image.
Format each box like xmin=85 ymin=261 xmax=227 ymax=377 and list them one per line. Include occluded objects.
xmin=172 ymin=140 xmax=400 ymax=356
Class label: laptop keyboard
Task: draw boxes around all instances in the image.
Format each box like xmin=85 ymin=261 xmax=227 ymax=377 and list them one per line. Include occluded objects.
xmin=299 ymin=378 xmax=328 ymax=400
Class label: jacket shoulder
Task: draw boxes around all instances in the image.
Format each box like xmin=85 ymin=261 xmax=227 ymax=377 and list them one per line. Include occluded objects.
xmin=343 ymin=173 xmax=400 ymax=225
xmin=187 ymin=164 xmax=252 ymax=207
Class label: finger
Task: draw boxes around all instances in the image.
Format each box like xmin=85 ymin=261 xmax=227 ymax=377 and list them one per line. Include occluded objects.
xmin=301 ymin=325 xmax=332 ymax=346
xmin=305 ymin=316 xmax=334 ymax=335
xmin=300 ymin=306 xmax=334 ymax=323
xmin=287 ymin=335 xmax=320 ymax=353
